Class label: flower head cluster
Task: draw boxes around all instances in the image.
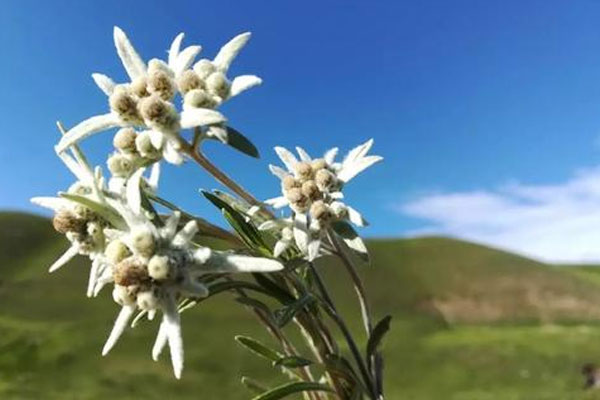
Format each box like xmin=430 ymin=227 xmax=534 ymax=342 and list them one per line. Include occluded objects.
xmin=262 ymin=140 xmax=382 ymax=260
xmin=56 ymin=27 xmax=262 ymax=166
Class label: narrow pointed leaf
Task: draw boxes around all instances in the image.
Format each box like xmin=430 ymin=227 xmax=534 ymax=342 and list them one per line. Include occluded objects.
xmin=235 ymin=335 xmax=281 ymax=362
xmin=366 ymin=315 xmax=392 ymax=360
xmin=242 ymin=377 xmax=268 ymax=395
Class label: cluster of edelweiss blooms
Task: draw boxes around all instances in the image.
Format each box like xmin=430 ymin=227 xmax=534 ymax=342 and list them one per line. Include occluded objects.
xmin=32 ymin=27 xmax=381 ymax=380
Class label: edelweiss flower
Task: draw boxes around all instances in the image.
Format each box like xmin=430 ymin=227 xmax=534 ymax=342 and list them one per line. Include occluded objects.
xmin=98 ymin=169 xmax=284 ymax=379
xmin=56 ymin=26 xmax=261 ymax=163
xmin=31 ymin=145 xmax=121 ymax=296
xmin=265 ymin=139 xmax=382 ymax=260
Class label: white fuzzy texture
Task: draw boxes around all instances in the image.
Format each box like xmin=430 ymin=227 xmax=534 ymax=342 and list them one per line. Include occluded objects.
xmin=113 ymin=26 xmax=146 ymax=80
xmin=91 ymin=73 xmax=116 ymax=95
xmin=230 ymin=75 xmax=262 ymax=97
xmin=102 ymin=305 xmax=136 ymax=356
xmin=56 ymin=113 xmax=121 ymax=153
xmin=180 ymin=108 xmax=226 ymax=129
xmin=213 ymin=32 xmax=251 ymax=72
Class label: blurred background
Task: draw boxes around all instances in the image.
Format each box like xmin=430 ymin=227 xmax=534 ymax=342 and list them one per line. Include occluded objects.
xmin=3 ymin=0 xmax=600 ymax=398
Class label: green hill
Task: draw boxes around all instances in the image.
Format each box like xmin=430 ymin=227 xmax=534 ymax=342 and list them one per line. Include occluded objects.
xmin=3 ymin=212 xmax=600 ymax=399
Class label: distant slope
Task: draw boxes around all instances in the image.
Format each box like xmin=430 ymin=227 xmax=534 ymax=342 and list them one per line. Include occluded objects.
xmin=4 ymin=212 xmax=600 ymax=399
xmin=362 ymin=237 xmax=600 ymax=324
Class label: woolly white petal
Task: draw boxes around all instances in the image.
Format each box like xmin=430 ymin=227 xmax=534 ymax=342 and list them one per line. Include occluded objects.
xmin=56 ymin=113 xmax=121 ymax=153
xmin=265 ymin=196 xmax=289 ymax=209
xmin=162 ymin=211 xmax=181 ymax=240
xmin=269 ymin=164 xmax=288 ymax=179
xmin=163 ymin=142 xmax=184 ymax=165
xmin=168 ymin=33 xmax=184 ymax=67
xmin=295 ymin=147 xmax=312 ymax=162
xmin=49 ymin=245 xmax=79 ymax=273
xmin=86 ymin=258 xmax=100 ymax=297
xmin=230 ymin=75 xmax=262 ymax=97
xmin=330 ymin=192 xmax=344 ymax=199
xmin=173 ymin=45 xmax=202 ymax=77
xmin=344 ymin=139 xmax=373 ymax=165
xmin=58 ymin=152 xmax=87 ymax=182
xmin=213 ymin=32 xmax=251 ymax=72
xmin=172 ymin=221 xmax=198 ymax=247
xmin=164 ymin=299 xmax=184 ymax=379
xmin=152 ymin=319 xmax=169 ymax=361
xmin=31 ymin=196 xmax=69 ymax=211
xmin=113 ymin=26 xmax=146 ymax=80
xmin=258 ymin=220 xmax=279 ymax=231
xmin=148 ymin=162 xmax=161 ymax=192
xmin=180 ymin=108 xmax=226 ymax=129
xmin=274 ymin=146 xmax=298 ymax=172
xmin=126 ymin=168 xmax=145 ymax=215
xmin=338 ymin=155 xmax=383 ymax=183
xmin=201 ymin=252 xmax=284 ymax=272
xmin=273 ymin=240 xmax=290 ymax=258
xmin=324 ymin=147 xmax=339 ymax=165
xmin=91 ymin=73 xmax=116 ymax=96
xmin=308 ymin=239 xmax=321 ymax=261
xmin=293 ymin=213 xmax=309 ymax=253
xmin=206 ymin=125 xmax=228 ymax=143
xmin=347 ymin=206 xmax=368 ymax=227
xmin=148 ymin=130 xmax=164 ymax=149
xmin=102 ymin=305 xmax=135 ymax=356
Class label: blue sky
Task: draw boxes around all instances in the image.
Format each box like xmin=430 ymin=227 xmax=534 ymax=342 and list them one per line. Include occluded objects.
xmin=3 ymin=1 xmax=600 ymax=261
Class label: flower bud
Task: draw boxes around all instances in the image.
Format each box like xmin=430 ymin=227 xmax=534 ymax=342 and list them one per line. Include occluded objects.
xmin=311 ymin=158 xmax=328 ymax=172
xmin=113 ymin=258 xmax=149 ymax=286
xmin=294 ymin=162 xmax=313 ymax=182
xmin=109 ymin=87 xmax=141 ymax=123
xmin=137 ymin=290 xmax=160 ymax=310
xmin=184 ymin=89 xmax=217 ymax=109
xmin=147 ymin=70 xmax=176 ymax=101
xmin=107 ymin=153 xmax=134 ymax=177
xmin=310 ymin=200 xmax=333 ymax=222
xmin=113 ymin=128 xmax=137 ymax=153
xmin=112 ymin=284 xmax=136 ymax=306
xmin=178 ymin=70 xmax=204 ymax=94
xmin=193 ymin=59 xmax=216 ymax=79
xmin=301 ymin=180 xmax=321 ymax=201
xmin=282 ymin=175 xmax=300 ymax=191
xmin=130 ymin=229 xmax=156 ymax=258
xmin=148 ymin=254 xmax=172 ymax=281
xmin=135 ymin=131 xmax=161 ymax=159
xmin=315 ymin=169 xmax=336 ymax=192
xmin=286 ymin=188 xmax=310 ymax=212
xmin=205 ymin=71 xmax=230 ymax=100
xmin=130 ymin=76 xmax=149 ymax=98
xmin=52 ymin=210 xmax=85 ymax=234
xmin=105 ymin=240 xmax=130 ymax=264
xmin=139 ymin=94 xmax=179 ymax=132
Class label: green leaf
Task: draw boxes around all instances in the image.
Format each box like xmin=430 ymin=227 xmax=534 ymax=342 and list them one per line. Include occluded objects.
xmin=235 ymin=335 xmax=281 ymax=362
xmin=331 ymin=221 xmax=370 ymax=264
xmin=224 ymin=126 xmax=260 ymax=158
xmin=241 ymin=377 xmax=268 ymax=395
xmin=273 ymin=356 xmax=313 ymax=369
xmin=202 ymin=190 xmax=269 ymax=253
xmin=252 ymin=274 xmax=295 ymax=304
xmin=59 ymin=192 xmax=124 ymax=228
xmin=366 ymin=315 xmax=392 ymax=360
xmin=274 ymin=294 xmax=315 ymax=328
xmin=251 ymin=382 xmax=333 ymax=400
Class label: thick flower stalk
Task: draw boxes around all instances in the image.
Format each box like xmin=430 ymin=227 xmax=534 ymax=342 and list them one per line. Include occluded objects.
xmin=32 ymin=25 xmax=388 ymax=400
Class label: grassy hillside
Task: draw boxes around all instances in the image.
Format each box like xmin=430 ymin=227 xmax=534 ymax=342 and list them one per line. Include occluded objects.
xmin=3 ymin=212 xmax=600 ymax=399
